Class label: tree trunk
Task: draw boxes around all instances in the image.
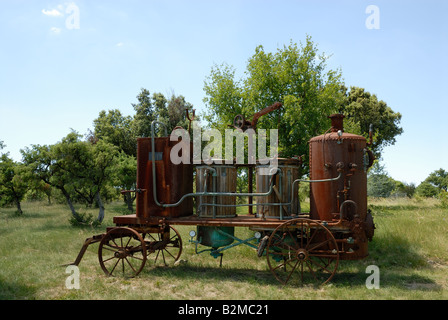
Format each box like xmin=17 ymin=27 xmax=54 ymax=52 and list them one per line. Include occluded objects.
xmin=124 ymin=193 xmax=134 ymax=212
xmin=60 ymin=187 xmax=82 ymax=221
xmin=96 ymin=192 xmax=105 ymax=223
xmin=14 ymin=198 xmax=23 ymax=215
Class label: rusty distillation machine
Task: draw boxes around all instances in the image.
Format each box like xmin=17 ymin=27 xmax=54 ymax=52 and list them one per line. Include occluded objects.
xmin=130 ymin=104 xmax=375 ymax=264
xmin=68 ymin=101 xmax=376 ymax=285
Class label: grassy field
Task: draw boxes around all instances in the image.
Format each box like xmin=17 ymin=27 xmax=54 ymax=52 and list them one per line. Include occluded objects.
xmin=0 ymin=197 xmax=447 ymax=300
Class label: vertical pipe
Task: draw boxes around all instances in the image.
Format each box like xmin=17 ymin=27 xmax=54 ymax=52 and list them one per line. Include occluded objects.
xmin=248 ymin=166 xmax=253 ymax=214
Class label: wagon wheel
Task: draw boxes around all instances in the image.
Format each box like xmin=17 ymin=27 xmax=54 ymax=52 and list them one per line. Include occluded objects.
xmin=266 ymin=218 xmax=339 ymax=286
xmin=98 ymin=227 xmax=147 ymax=278
xmin=144 ymin=226 xmax=182 ymax=266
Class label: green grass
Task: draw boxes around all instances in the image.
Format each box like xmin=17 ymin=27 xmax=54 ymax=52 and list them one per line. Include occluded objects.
xmin=0 ymin=198 xmax=447 ymax=300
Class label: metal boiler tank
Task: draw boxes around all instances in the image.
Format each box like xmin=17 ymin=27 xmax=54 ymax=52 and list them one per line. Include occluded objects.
xmin=309 ymin=114 xmax=374 ymax=258
xmin=309 ymin=114 xmax=369 ymax=221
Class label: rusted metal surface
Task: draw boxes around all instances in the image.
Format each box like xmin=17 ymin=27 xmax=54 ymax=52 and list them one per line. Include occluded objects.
xmin=309 ymin=114 xmax=373 ymax=259
xmin=232 ymin=102 xmax=282 ymax=131
xmin=266 ymin=218 xmax=339 ymax=286
xmin=136 ymin=137 xmax=193 ymax=219
xmin=70 ymin=113 xmax=376 ymax=283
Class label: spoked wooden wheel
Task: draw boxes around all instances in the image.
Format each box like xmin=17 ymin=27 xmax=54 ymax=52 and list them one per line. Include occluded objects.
xmin=266 ymin=218 xmax=339 ymax=286
xmin=98 ymin=227 xmax=147 ymax=278
xmin=144 ymin=226 xmax=182 ymax=266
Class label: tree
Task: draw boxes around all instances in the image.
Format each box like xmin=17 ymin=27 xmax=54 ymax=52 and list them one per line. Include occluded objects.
xmin=425 ymin=168 xmax=448 ymax=192
xmin=0 ymin=143 xmax=29 ymax=214
xmin=22 ymin=132 xmax=118 ymax=224
xmin=113 ymin=152 xmax=137 ymax=211
xmin=203 ymin=36 xmax=403 ymax=173
xmin=392 ymin=180 xmax=416 ymax=198
xmin=92 ymin=109 xmax=136 ymax=157
xmin=339 ymin=86 xmax=403 ymax=157
xmin=415 ymin=182 xmax=439 ymax=198
xmin=132 ymin=88 xmax=156 ymax=138
xmin=21 ymin=143 xmax=81 ymax=220
xmin=367 ymin=161 xmax=395 ymax=198
xmin=53 ymin=132 xmax=118 ymax=223
xmin=415 ymin=168 xmax=448 ymax=198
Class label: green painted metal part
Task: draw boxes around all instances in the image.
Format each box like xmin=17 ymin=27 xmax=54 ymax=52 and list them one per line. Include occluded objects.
xmin=197 ymin=226 xmax=235 ymax=248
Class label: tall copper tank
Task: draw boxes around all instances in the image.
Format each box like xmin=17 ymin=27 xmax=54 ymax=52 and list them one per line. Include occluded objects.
xmin=135 ymin=137 xmax=193 ymax=219
xmin=309 ymin=115 xmax=368 ymax=222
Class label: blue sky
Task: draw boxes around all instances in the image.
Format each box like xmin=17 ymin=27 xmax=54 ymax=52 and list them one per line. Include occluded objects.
xmin=0 ymin=0 xmax=447 ymax=185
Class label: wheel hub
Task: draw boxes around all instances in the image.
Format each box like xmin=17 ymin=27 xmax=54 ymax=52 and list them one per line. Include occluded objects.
xmin=296 ymin=248 xmax=308 ymax=261
xmin=114 ymin=249 xmax=128 ymax=259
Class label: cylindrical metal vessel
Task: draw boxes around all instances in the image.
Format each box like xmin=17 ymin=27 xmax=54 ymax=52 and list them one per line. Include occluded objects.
xmin=135 ymin=137 xmax=193 ymax=219
xmin=196 ymin=164 xmax=237 ymax=218
xmin=309 ymin=114 xmax=368 ymax=222
xmin=255 ymin=158 xmax=300 ymax=219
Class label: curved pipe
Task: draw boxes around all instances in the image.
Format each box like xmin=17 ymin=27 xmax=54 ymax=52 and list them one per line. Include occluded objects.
xmin=339 ymin=200 xmax=358 ymax=220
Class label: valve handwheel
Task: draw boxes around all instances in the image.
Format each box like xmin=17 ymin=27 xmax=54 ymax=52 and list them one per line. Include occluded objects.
xmin=233 ymin=114 xmax=246 ymax=129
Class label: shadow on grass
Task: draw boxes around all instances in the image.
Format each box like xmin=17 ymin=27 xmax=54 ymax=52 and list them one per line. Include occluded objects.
xmin=141 ymin=263 xmax=280 ymax=286
xmin=134 ymin=228 xmax=439 ymax=290
xmin=0 ymin=276 xmax=37 ymax=300
xmin=332 ymin=269 xmax=442 ymax=291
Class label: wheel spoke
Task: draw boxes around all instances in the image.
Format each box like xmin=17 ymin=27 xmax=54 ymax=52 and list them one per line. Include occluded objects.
xmin=146 ymin=226 xmax=182 ymax=267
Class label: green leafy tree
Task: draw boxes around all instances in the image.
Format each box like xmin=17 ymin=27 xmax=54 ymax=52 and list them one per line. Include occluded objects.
xmin=22 ymin=133 xmax=118 ymax=224
xmin=204 ymin=37 xmax=346 ymax=172
xmin=367 ymin=161 xmax=395 ymax=198
xmin=392 ymin=180 xmax=416 ymax=198
xmin=425 ymin=168 xmax=448 ymax=192
xmin=416 ymin=168 xmax=448 ymax=198
xmin=113 ymin=152 xmax=137 ymax=211
xmin=22 ymin=143 xmax=81 ymax=220
xmin=132 ymin=88 xmax=156 ymax=138
xmin=53 ymin=132 xmax=118 ymax=223
xmin=0 ymin=143 xmax=29 ymax=215
xmin=415 ymin=181 xmax=439 ymax=198
xmin=92 ymin=109 xmax=136 ymax=157
xmin=203 ymin=36 xmax=403 ymax=173
xmin=339 ymin=86 xmax=403 ymax=157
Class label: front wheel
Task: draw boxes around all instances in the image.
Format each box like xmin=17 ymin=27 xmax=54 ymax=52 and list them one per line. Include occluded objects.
xmin=98 ymin=227 xmax=147 ymax=278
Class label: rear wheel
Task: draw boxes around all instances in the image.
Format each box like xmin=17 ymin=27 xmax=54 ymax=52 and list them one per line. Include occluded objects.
xmin=266 ymin=218 xmax=339 ymax=286
xmin=144 ymin=226 xmax=182 ymax=266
